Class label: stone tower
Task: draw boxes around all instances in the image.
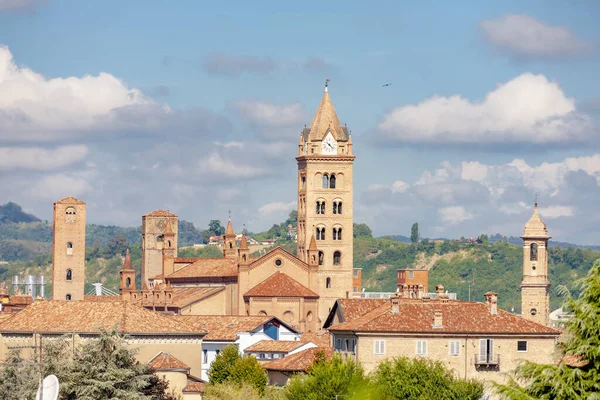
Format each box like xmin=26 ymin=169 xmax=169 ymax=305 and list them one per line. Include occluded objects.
xmin=52 ymin=196 xmax=86 ymax=301
xmin=141 ymin=210 xmax=178 ymax=287
xmin=119 ymin=249 xmax=136 ymax=299
xmin=297 ymin=81 xmax=355 ymax=323
xmin=223 ymin=219 xmax=237 ymax=259
xmin=520 ymin=202 xmax=551 ymax=326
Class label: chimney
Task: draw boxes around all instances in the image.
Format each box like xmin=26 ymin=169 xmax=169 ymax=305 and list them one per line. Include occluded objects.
xmin=484 ymin=292 xmax=498 ymax=315
xmin=390 ymin=295 xmax=400 ymax=313
xmin=401 ymin=284 xmax=409 ymax=298
xmin=435 ymin=284 xmax=445 ymax=297
xmin=433 ymin=310 xmax=443 ymax=328
xmin=417 ymin=284 xmax=424 ymax=299
xmin=421 ymin=294 xmax=431 ymax=302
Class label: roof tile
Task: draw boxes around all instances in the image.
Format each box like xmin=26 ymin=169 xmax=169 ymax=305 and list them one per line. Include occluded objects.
xmin=244 ymin=272 xmax=318 ymax=298
xmin=148 ymin=352 xmax=190 ymax=371
xmin=172 ymin=315 xmax=274 ymax=341
xmin=245 ymin=340 xmax=305 ymax=353
xmin=144 ymin=210 xmax=177 ymax=217
xmin=263 ymin=347 xmax=333 ymax=372
xmin=167 ymin=258 xmax=238 ymax=279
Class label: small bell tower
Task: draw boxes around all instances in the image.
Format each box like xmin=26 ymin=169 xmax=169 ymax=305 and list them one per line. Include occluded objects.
xmin=223 ymin=217 xmax=237 ymax=259
xmin=162 ymin=220 xmax=176 ymax=277
xmin=238 ymin=233 xmax=250 ymax=265
xmin=521 ymin=201 xmax=551 ymax=326
xmin=119 ymin=249 xmax=136 ymax=300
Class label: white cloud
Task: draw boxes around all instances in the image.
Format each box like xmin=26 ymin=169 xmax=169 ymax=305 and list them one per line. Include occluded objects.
xmin=0 ymin=145 xmax=88 ymax=170
xmin=258 ymin=201 xmax=296 ymax=219
xmin=377 ymin=73 xmax=593 ymax=145
xmin=539 ymin=206 xmax=574 ymax=219
xmin=231 ymin=100 xmax=305 ymax=127
xmin=198 ymin=152 xmax=272 ymax=179
xmin=29 ymin=173 xmax=92 ymax=201
xmin=438 ymin=206 xmax=473 ymax=225
xmin=213 ymin=141 xmax=244 ymax=149
xmin=480 ymin=14 xmax=591 ymax=59
xmin=391 ymin=180 xmax=409 ymax=193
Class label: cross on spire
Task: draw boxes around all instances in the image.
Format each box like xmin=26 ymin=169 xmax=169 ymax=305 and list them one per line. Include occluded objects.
xmin=228 ymin=210 xmax=231 ymax=220
xmin=325 ymin=78 xmax=330 ymax=92
xmin=534 ymin=193 xmax=538 ymax=207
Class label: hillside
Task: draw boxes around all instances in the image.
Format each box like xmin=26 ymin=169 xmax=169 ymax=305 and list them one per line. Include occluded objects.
xmin=0 ymin=203 xmax=598 ymax=314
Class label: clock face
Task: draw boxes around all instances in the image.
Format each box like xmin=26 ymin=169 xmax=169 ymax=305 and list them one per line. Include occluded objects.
xmin=321 ymin=132 xmax=338 ymax=155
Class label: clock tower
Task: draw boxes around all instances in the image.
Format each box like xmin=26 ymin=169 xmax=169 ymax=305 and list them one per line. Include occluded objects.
xmin=297 ymin=81 xmax=355 ymax=323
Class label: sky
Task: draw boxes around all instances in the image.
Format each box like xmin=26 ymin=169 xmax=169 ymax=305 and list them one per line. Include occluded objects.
xmin=0 ymin=0 xmax=599 ymax=245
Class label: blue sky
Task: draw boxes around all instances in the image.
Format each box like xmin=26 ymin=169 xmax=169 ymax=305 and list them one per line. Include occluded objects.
xmin=0 ymin=0 xmax=599 ymax=244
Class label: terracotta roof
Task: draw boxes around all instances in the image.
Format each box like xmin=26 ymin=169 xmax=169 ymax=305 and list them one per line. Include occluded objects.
xmin=7 ymin=295 xmax=34 ymax=305
xmin=239 ymin=233 xmax=248 ymax=250
xmin=0 ymin=313 xmax=14 ymax=323
xmin=170 ymin=287 xmax=225 ymax=308
xmin=225 ymin=219 xmax=235 ymax=236
xmin=336 ymin=298 xmax=387 ymax=322
xmin=245 ymin=340 xmax=305 ymax=353
xmin=308 ymin=89 xmax=347 ymax=141
xmin=329 ymin=299 xmax=560 ymax=335
xmin=164 ymin=219 xmax=174 ymax=235
xmin=55 ymin=196 xmax=85 ymax=204
xmin=0 ymin=300 xmax=203 ymax=335
xmin=174 ymin=258 xmax=199 ymax=264
xmin=263 ymin=347 xmax=333 ymax=372
xmin=308 ymin=234 xmax=317 ymax=251
xmin=183 ymin=381 xmax=206 ymax=393
xmin=148 ymin=352 xmax=190 ymax=371
xmin=83 ymin=295 xmax=121 ymax=302
xmin=244 ymin=272 xmax=318 ymax=298
xmin=300 ymin=330 xmax=332 ymax=348
xmin=144 ymin=210 xmax=177 ymax=217
xmin=522 ymin=203 xmax=549 ymax=238
xmin=122 ymin=249 xmax=133 ymax=270
xmin=172 ymin=315 xmax=276 ymax=341
xmin=166 ymin=258 xmax=238 ymax=279
xmin=559 ymin=354 xmax=589 ymax=368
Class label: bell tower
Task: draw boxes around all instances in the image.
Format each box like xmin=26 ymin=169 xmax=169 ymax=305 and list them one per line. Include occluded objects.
xmin=297 ymin=80 xmax=355 ymax=323
xmin=52 ymin=196 xmax=86 ymax=301
xmin=520 ymin=202 xmax=551 ymax=326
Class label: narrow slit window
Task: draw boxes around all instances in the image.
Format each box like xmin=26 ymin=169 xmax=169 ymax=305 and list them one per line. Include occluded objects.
xmin=330 ymin=174 xmax=336 ymax=189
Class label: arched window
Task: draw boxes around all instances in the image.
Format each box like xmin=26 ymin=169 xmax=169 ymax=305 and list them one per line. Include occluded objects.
xmin=320 ymin=202 xmax=325 ymax=214
xmin=333 ymin=201 xmax=342 ymax=214
xmin=66 ymin=242 xmax=73 ymax=255
xmin=334 ymin=251 xmax=341 ymax=265
xmin=65 ymin=207 xmax=76 ymax=223
xmin=530 ymin=243 xmax=538 ymax=261
xmin=322 ymin=175 xmax=329 ymax=188
xmin=66 ymin=269 xmax=72 ymax=281
xmin=333 ymin=228 xmax=337 ymax=240
xmin=229 ymin=242 xmax=233 ymax=249
xmin=336 ymin=228 xmax=342 ymax=240
xmin=167 ymin=240 xmax=172 ymax=248
xmin=321 ymin=228 xmax=325 ymax=240
xmin=157 ymin=235 xmax=164 ymax=243
xmin=316 ymin=227 xmax=325 ymax=241
xmin=66 ymin=294 xmax=72 ymax=301
xmin=318 ymin=251 xmax=324 ymax=266
xmin=330 ymin=174 xmax=336 ymax=189
xmin=126 ymin=277 xmax=131 ymax=288
xmin=316 ymin=201 xmax=321 ymax=214
xmin=242 ymin=254 xmax=247 ymax=262
xmin=326 ymin=277 xmax=331 ymax=288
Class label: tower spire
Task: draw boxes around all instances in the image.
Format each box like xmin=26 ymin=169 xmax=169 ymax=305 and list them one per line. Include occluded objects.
xmin=123 ymin=248 xmax=133 ymax=270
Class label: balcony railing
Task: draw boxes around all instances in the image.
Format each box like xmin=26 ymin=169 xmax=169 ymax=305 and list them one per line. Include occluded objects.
xmin=474 ymin=354 xmax=500 ymax=366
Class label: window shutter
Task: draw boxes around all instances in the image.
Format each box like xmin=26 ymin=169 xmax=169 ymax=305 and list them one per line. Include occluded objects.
xmin=423 ymin=341 xmax=427 ymax=355
xmin=479 ymin=339 xmax=487 ymax=363
xmin=488 ymin=339 xmax=494 ymax=358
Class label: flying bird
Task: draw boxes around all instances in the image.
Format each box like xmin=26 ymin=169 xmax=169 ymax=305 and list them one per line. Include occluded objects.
xmin=382 ymin=83 xmax=392 ymax=87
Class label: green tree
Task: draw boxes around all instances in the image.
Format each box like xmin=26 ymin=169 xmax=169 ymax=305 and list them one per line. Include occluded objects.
xmin=494 ymin=258 xmax=600 ymax=400
xmin=208 ymin=220 xmax=224 ymax=237
xmin=285 ymin=353 xmax=367 ymax=400
xmin=410 ymin=222 xmax=419 ymax=244
xmin=0 ymin=348 xmax=39 ymax=400
xmin=372 ymin=357 xmax=483 ymax=400
xmin=228 ymin=355 xmax=268 ymax=394
xmin=208 ymin=344 xmax=241 ymax=385
xmin=353 ymin=223 xmax=373 ymax=238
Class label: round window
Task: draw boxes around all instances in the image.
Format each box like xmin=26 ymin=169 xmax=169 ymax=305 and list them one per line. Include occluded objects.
xmin=530 ymin=308 xmax=537 ymax=316
xmin=275 ymin=259 xmax=282 ymax=267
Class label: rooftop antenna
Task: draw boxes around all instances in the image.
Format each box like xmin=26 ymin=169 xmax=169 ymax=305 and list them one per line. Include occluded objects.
xmin=534 ymin=192 xmax=538 ymax=207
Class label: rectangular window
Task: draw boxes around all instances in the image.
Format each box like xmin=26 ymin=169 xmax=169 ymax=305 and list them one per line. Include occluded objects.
xmin=449 ymin=341 xmax=460 ymax=356
xmin=353 ymin=269 xmax=359 ymax=278
xmin=517 ymin=341 xmax=528 ymax=352
xmin=344 ymin=339 xmax=350 ymax=352
xmin=351 ymin=339 xmax=356 ymax=353
xmin=203 ymin=349 xmax=208 ymax=363
xmin=416 ymin=340 xmax=428 ymax=356
xmin=336 ymin=338 xmax=342 ymax=351
xmin=353 ymin=286 xmax=358 ymax=292
xmin=374 ymin=340 xmax=386 ymax=355
xmin=478 ymin=339 xmax=494 ymax=364
xmin=409 ymin=271 xmax=414 ymax=279
xmin=259 ymin=353 xmax=266 ymax=359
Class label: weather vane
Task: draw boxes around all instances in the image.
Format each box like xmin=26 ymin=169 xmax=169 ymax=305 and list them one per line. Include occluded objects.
xmin=325 ymin=78 xmax=330 ymax=91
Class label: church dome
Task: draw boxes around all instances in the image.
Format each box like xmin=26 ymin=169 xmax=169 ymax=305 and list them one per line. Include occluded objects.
xmin=522 ymin=203 xmax=549 ymax=238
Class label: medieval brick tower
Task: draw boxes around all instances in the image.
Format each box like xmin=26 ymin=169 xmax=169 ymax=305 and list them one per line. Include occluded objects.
xmin=521 ymin=202 xmax=551 ymax=326
xmin=141 ymin=210 xmax=178 ymax=286
xmin=52 ymin=196 xmax=86 ymax=301
xmin=297 ymin=81 xmax=355 ymax=323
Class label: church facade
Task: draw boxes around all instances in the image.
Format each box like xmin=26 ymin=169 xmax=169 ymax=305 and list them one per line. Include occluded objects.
xmin=123 ymin=84 xmax=356 ymax=332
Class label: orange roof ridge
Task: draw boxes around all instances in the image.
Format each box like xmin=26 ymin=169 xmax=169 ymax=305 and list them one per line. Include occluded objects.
xmin=55 ymin=196 xmax=86 ymax=205
xmin=244 ymin=272 xmax=318 ymax=298
xmin=144 ymin=210 xmax=177 ymax=217
xmin=148 ymin=351 xmax=190 ymax=371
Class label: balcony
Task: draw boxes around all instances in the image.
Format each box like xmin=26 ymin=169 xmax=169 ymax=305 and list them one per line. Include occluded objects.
xmin=474 ymin=354 xmax=500 ymax=370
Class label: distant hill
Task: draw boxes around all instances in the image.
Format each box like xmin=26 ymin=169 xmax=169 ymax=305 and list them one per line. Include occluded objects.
xmin=380 ymin=234 xmax=411 ymax=243
xmin=0 ymin=202 xmax=40 ymax=224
